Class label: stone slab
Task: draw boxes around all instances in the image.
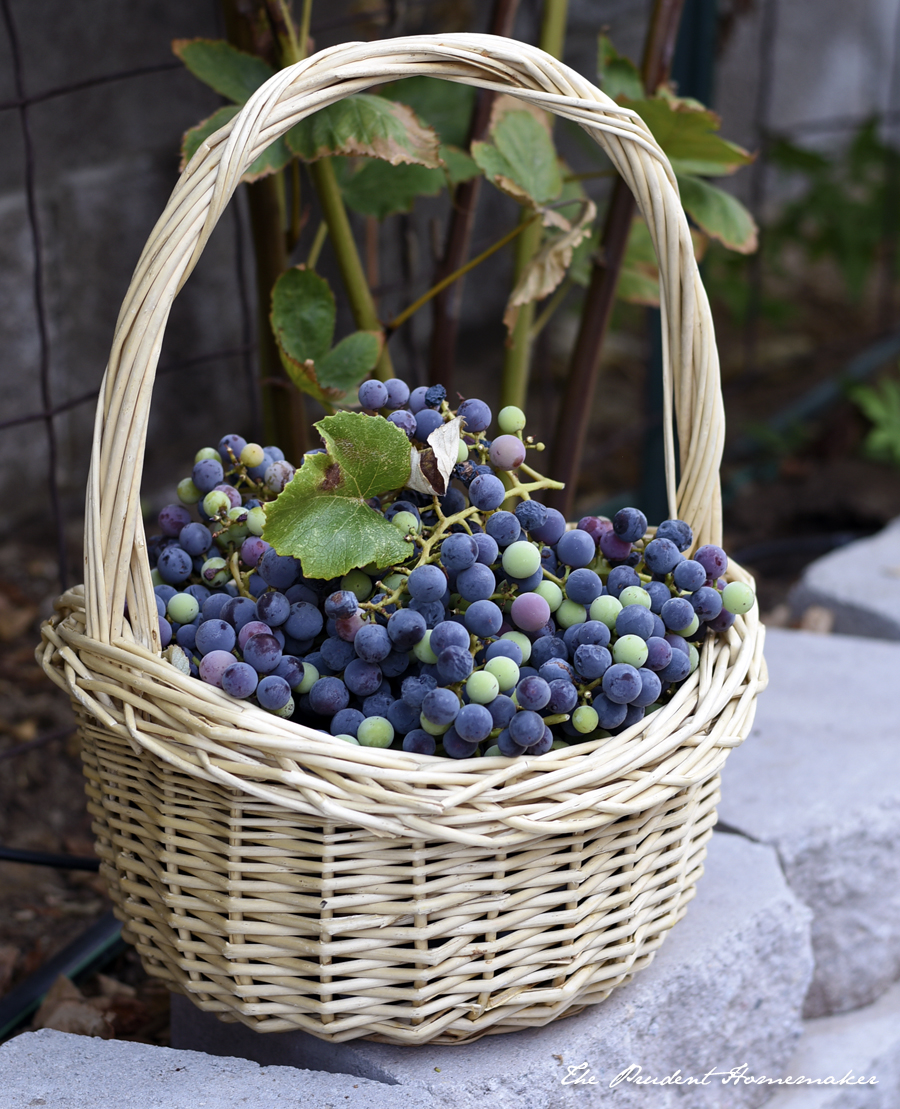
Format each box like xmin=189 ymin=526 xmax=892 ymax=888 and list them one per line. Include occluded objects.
xmin=718 ymin=627 xmax=900 ymax=1018
xmin=788 ymin=519 xmax=900 ymax=639
xmin=762 ymin=979 xmax=900 ymax=1109
xmin=0 ymin=1028 xmax=438 ymax=1109
xmin=172 ymin=831 xmax=813 ymax=1109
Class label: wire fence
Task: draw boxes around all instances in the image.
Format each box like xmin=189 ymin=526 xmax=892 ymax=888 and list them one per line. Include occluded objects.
xmin=2 ymin=0 xmax=899 ymax=598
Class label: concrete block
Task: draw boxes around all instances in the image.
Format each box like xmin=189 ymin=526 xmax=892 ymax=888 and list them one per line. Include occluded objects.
xmin=718 ymin=627 xmax=900 ymax=1018
xmin=788 ymin=520 xmax=900 ymax=639
xmin=0 ymin=1028 xmax=438 ymax=1109
xmin=172 ymin=831 xmax=813 ymax=1109
xmin=762 ymin=979 xmax=900 ymax=1109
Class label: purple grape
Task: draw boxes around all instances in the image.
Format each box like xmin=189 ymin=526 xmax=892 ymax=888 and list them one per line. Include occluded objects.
xmin=694 ymin=544 xmax=728 ymax=578
xmin=556 ymin=529 xmax=596 ymax=569
xmin=222 ymin=661 xmax=258 ymax=699
xmin=656 ymin=519 xmax=693 ymax=551
xmin=240 ymin=537 xmax=270 ymax=568
xmin=158 ymin=503 xmax=193 ymax=537
xmin=381 ymin=648 xmax=411 ymax=678
xmin=218 ymin=433 xmax=247 ymax=462
xmin=457 ymin=397 xmax=492 ymax=432
xmin=633 ymin=668 xmax=662 ymax=708
xmin=199 ymin=650 xmax=237 ymax=687
xmin=256 ymin=591 xmax=290 ymax=627
xmin=221 ymin=597 xmax=258 ymax=633
xmin=489 ymin=435 xmax=526 ymax=470
xmin=274 ymin=655 xmax=304 ymax=688
xmin=573 ymin=643 xmax=611 ymax=681
xmin=309 ymin=677 xmax=350 ymax=716
xmin=644 ymin=636 xmax=673 ymax=672
xmin=469 ymin=474 xmax=506 ymax=511
xmin=324 ymin=590 xmax=359 ymax=619
xmin=403 ymin=730 xmax=437 ymax=754
xmin=658 ymin=650 xmax=691 ymax=683
xmin=497 ymin=728 xmax=527 ymax=757
xmin=547 ymin=678 xmax=577 ymax=714
xmin=243 ymin=633 xmax=282 ymax=674
xmin=707 ymin=608 xmax=736 ymax=633
xmin=157 ymin=545 xmax=193 ymax=585
xmin=442 ymin=726 xmax=479 ymax=759
xmin=358 ymin=379 xmax=389 ymax=409
xmin=528 ymin=726 xmax=554 ymax=755
xmin=343 ymin=658 xmax=382 ymax=697
xmin=192 ymin=458 xmax=224 ymax=493
xmin=613 ymin=507 xmax=647 ymax=543
xmin=238 ymin=620 xmax=273 ymax=651
xmin=387 ymin=409 xmax=417 ymax=439
xmin=690 ymin=585 xmax=724 ymax=621
xmin=510 ymin=592 xmax=551 ymax=633
xmin=516 ymin=676 xmax=551 ymax=711
xmin=408 ymin=386 xmax=429 ymax=414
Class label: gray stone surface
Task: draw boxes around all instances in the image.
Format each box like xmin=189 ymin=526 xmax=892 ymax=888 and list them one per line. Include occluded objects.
xmin=718 ymin=627 xmax=900 ymax=1018
xmin=762 ymin=980 xmax=900 ymax=1109
xmin=0 ymin=1028 xmax=438 ymax=1109
xmin=788 ymin=520 xmax=900 ymax=640
xmin=172 ymin=831 xmax=813 ymax=1109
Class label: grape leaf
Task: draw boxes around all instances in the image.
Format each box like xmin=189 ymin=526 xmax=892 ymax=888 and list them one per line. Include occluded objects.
xmin=597 ymin=35 xmax=644 ymax=102
xmin=172 ymin=39 xmax=273 ymax=104
xmin=440 ymin=144 xmax=480 ymax=185
xmin=677 ymin=174 xmax=758 ymax=254
xmin=263 ymin=412 xmax=415 ymax=578
xmin=180 ymin=105 xmax=292 ymax=179
xmin=471 ymin=99 xmax=563 ymax=210
xmin=621 ymin=93 xmax=753 ymax=175
xmin=286 ymin=94 xmax=442 ymax=167
xmin=316 ymin=331 xmax=383 ymax=389
xmin=378 ymin=77 xmax=476 ymax=147
xmin=337 ymin=159 xmax=445 ymax=219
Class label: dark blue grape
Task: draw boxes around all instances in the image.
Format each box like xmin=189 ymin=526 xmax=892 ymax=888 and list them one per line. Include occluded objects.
xmin=256 ymin=591 xmax=290 ymax=627
xmin=464 ymin=600 xmax=503 ymax=638
xmin=616 ymin=605 xmax=656 ymax=641
xmin=157 ymin=546 xmax=193 ymax=585
xmin=384 ymin=499 xmax=421 ymax=524
xmin=694 ymin=544 xmax=728 ymax=578
xmin=673 ymin=560 xmax=707 ymax=593
xmin=243 ymin=633 xmax=282 ymax=674
xmin=343 ymin=657 xmax=382 ymax=697
xmin=514 ymin=500 xmax=548 ymax=532
xmin=633 ymin=668 xmax=662 ymax=708
xmin=530 ymin=637 xmax=568 ymax=668
xmin=440 ymin=533 xmax=478 ymax=572
xmin=387 ymin=608 xmax=427 ymax=650
xmin=175 ymin=623 xmax=198 ymax=651
xmin=320 ymin=636 xmax=357 ymax=671
xmin=408 ymin=598 xmax=446 ymax=627
xmin=606 ymin=565 xmax=641 ymax=599
xmin=384 ymin=378 xmax=410 ymax=409
xmin=497 ymin=728 xmax=526 ymax=757
xmin=192 ymin=458 xmax=224 ymax=493
xmin=388 ymin=410 xmax=417 ymax=439
xmin=661 ymin=597 xmax=694 ymax=632
xmin=644 ymin=636 xmax=673 ymax=672
xmin=658 ymin=650 xmax=691 ymax=683
xmin=656 ymin=518 xmax=693 ymax=551
xmin=539 ymin=658 xmax=575 ymax=684
xmin=487 ymin=694 xmax=517 ymax=729
xmin=509 ymin=710 xmax=544 ymax=746
xmin=387 ymin=699 xmax=419 ymax=734
xmin=257 ymin=674 xmax=291 ymax=710
xmin=469 ymin=474 xmax=506 ymax=511
xmin=457 ymin=397 xmax=492 ymax=432
xmin=528 ymin=727 xmax=554 ymax=755
xmin=274 ymin=655 xmax=304 ymax=688
xmin=473 ymin=533 xmax=499 ymax=565
xmin=178 ymin=522 xmax=212 ymax=556
xmin=221 ymin=597 xmax=257 ymax=632
xmin=195 ymin=619 xmax=236 ymax=656
xmin=485 ymin=511 xmax=521 ymax=546
xmin=422 ymin=687 xmax=460 ymax=726
xmin=408 ymin=386 xmax=428 ymax=413
xmin=415 ymin=408 xmax=443 ymax=441
xmin=644 ymin=580 xmax=672 ymax=614
xmin=430 ymin=621 xmax=470 ymax=654
xmin=485 ymin=639 xmax=522 ymax=666
xmin=506 ymin=568 xmax=543 ymax=593
xmin=531 ymin=508 xmax=566 ymax=546
xmin=200 ymin=593 xmax=230 ymax=621
xmin=407 ymin=564 xmax=447 ymax=602
xmin=362 ymin=691 xmax=394 ymax=718
xmin=455 ymin=703 xmax=493 ymax=743
xmin=565 ymin=568 xmax=603 ymax=605
xmin=442 ymin=726 xmax=479 ymax=759
xmin=643 ymin=538 xmax=682 ymax=576
xmin=572 ymin=620 xmax=610 ymax=649
xmin=158 ymin=503 xmax=192 ymax=537
xmin=690 ymin=585 xmax=724 ymax=621
xmin=358 ymin=379 xmax=389 ymax=409
xmin=516 ymin=675 xmax=551 ymax=711
xmin=324 ymin=590 xmax=359 ymax=619
xmin=573 ymin=643 xmax=611 ymax=681
xmin=439 ymin=487 xmax=467 ymax=516
xmin=309 ymin=676 xmax=350 ymax=716
xmin=354 ymin=623 xmax=392 ymax=662
xmin=547 ymin=679 xmax=577 ymax=714
xmin=602 ymin=663 xmax=642 ymax=704
xmin=707 ymin=608 xmax=736 ymax=633
xmin=285 ymin=582 xmax=319 ymax=607
xmin=155 ymin=583 xmax=177 ymax=605
xmin=611 ymin=703 xmax=646 ymax=733
xmin=403 ymin=729 xmax=436 ymax=754
xmin=331 ymin=708 xmax=364 ymax=737
xmin=556 ymin=529 xmax=595 ymax=569
xmin=401 ymin=673 xmax=437 ymax=709
xmin=593 ymin=693 xmax=628 ymax=730
xmin=437 ymin=646 xmax=474 ymax=684
xmin=613 ymin=507 xmax=647 ymax=543
xmin=456 ymin=563 xmax=496 ymax=602
xmin=424 ymin=383 xmax=446 ymax=408
xmin=285 ymin=602 xmax=324 ymax=641
xmin=218 ymin=433 xmax=247 ymax=462
xmin=258 ymin=549 xmax=300 ymax=590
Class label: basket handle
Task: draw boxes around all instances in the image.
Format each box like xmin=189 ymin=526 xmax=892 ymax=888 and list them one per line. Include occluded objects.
xmin=84 ymin=33 xmax=724 ymax=649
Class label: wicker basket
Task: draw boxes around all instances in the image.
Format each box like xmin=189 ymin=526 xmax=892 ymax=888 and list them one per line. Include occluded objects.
xmin=38 ymin=33 xmax=766 ymax=1046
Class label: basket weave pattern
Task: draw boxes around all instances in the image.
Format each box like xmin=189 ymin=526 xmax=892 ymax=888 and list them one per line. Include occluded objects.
xmin=39 ymin=34 xmax=766 ymax=1045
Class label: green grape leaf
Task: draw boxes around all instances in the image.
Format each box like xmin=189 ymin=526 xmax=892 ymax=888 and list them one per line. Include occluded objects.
xmin=263 ymin=412 xmax=416 ymax=578
xmin=316 ymin=331 xmax=383 ymax=391
xmin=172 ymin=39 xmax=274 ymax=104
xmin=677 ymin=174 xmax=759 ymax=254
xmin=379 ymin=76 xmax=476 ymax=147
xmin=271 ymin=267 xmax=336 ymax=365
xmin=622 ymin=93 xmax=754 ymax=175
xmin=440 ymin=144 xmax=480 ymax=185
xmin=286 ymin=94 xmax=441 ymax=166
xmin=472 ymin=99 xmax=563 ymax=209
xmin=180 ymin=105 xmax=291 ymax=180
xmin=337 ymin=159 xmax=445 ymax=218
xmin=597 ymin=35 xmax=644 ymax=102
xmin=616 ymin=218 xmax=660 ymax=306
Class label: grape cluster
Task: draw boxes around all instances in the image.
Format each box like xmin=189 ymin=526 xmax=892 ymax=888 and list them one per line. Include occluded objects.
xmin=145 ymin=380 xmax=755 ymax=759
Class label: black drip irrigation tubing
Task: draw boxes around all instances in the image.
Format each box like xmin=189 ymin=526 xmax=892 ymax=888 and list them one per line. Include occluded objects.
xmin=0 ymin=846 xmax=100 ymax=872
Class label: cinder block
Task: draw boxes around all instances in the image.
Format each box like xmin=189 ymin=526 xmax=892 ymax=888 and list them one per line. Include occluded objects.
xmin=719 ymin=627 xmax=900 ymax=1017
xmin=172 ymin=831 xmax=814 ymax=1109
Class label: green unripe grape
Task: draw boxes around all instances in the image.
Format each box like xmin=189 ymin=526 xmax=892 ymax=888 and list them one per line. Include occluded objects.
xmin=194 ymin=447 xmax=222 ymax=464
xmin=200 ymin=557 xmax=230 ymax=587
xmin=380 ymin=572 xmax=405 ymax=592
xmin=590 ymin=595 xmax=622 ymax=629
xmin=413 ymin=630 xmax=438 ymax=664
xmin=689 ymin=645 xmax=700 ymax=673
xmin=572 ymin=705 xmax=599 ymax=734
xmin=270 ymin=697 xmax=295 ymax=718
xmin=613 ymin=634 xmax=649 ymax=668
xmin=501 ymin=630 xmax=532 ymax=663
xmin=550 ymin=739 xmax=569 ymax=750
xmin=246 ymin=506 xmax=266 ymax=536
xmin=485 ymin=656 xmax=519 ymax=691
xmin=225 ymin=506 xmax=249 ymax=540
xmin=671 ymin=612 xmax=699 ymax=636
xmin=297 ymin=663 xmax=319 ymax=693
xmin=240 ymin=442 xmax=265 ymax=468
xmin=177 ymin=478 xmax=202 ymax=505
xmin=501 ymin=540 xmax=541 ymax=579
xmin=645 ymin=703 xmax=662 ymax=715
xmin=466 ymin=670 xmax=500 ymax=704
xmin=357 ymin=716 xmax=395 ymax=747
xmin=498 ymin=405 xmax=527 ymax=433
xmin=202 ymin=490 xmax=231 ymax=517
xmin=457 ymin=439 xmax=470 ymax=464
xmin=556 ymin=599 xmax=587 ymax=628
xmin=391 ymin=510 xmax=421 ymax=535
xmin=722 ymin=580 xmax=755 ymax=615
xmin=167 ymin=593 xmax=199 ymax=624
xmin=334 ymin=733 xmax=360 ymax=744
xmin=484 ymin=744 xmax=502 ymax=757
xmin=341 ymin=568 xmax=373 ymax=602
xmin=534 ymin=580 xmax=563 ymax=612
xmin=618 ymin=586 xmax=652 ymax=609
xmin=150 ymin=568 xmax=164 ymax=587
xmin=420 ymin=713 xmax=451 ymax=736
